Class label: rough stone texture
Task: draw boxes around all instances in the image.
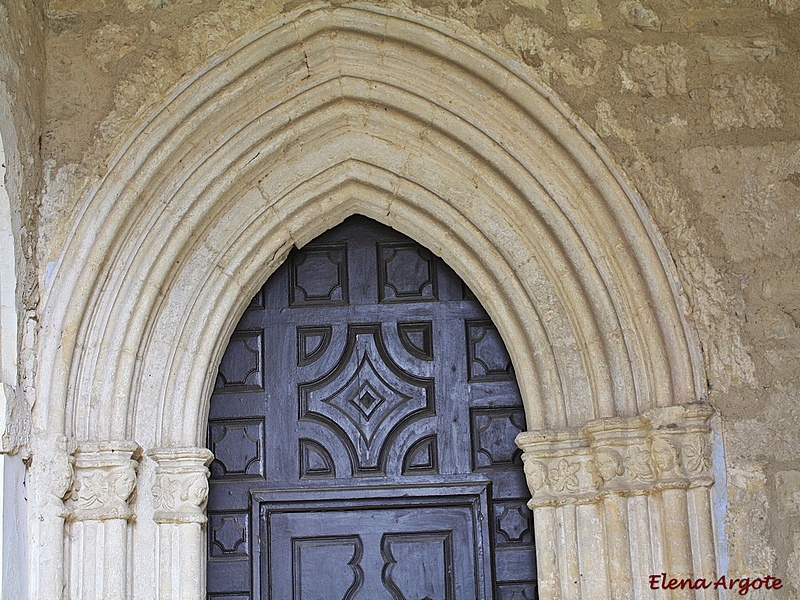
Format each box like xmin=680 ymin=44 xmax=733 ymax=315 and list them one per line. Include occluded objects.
xmin=710 ymin=74 xmax=783 ymax=131
xmin=770 ymin=0 xmax=800 ymax=15
xmin=511 ymin=0 xmax=548 ymax=11
xmin=0 ymin=0 xmax=44 ymax=292
xmin=618 ymin=0 xmax=660 ymax=30
xmin=775 ymin=470 xmax=800 ymax=515
xmin=701 ymin=36 xmax=785 ymax=64
xmin=0 ymin=0 xmax=45 ymax=452
xmin=726 ymin=467 xmax=778 ymax=593
xmin=502 ymin=16 xmax=607 ymax=86
xmin=1 ymin=0 xmax=800 ymax=596
xmin=560 ymin=0 xmax=603 ymax=30
xmin=619 ymin=42 xmax=686 ymax=97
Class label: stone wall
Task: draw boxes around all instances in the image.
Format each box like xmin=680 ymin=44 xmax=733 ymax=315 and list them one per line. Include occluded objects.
xmin=1 ymin=0 xmax=45 ymax=451
xmin=0 ymin=2 xmax=46 ymax=597
xmin=3 ymin=0 xmax=800 ymax=596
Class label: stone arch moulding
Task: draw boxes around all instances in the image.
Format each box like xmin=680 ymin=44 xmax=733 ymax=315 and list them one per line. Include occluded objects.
xmin=30 ymin=5 xmax=718 ymax=600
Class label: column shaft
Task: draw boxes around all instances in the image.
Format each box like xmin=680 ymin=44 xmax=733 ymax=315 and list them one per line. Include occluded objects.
xmin=149 ymin=447 xmax=213 ymax=600
xmin=65 ymin=441 xmax=140 ymax=600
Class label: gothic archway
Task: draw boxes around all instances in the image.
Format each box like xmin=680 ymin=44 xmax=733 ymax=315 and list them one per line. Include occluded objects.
xmin=30 ymin=6 xmax=715 ymax=599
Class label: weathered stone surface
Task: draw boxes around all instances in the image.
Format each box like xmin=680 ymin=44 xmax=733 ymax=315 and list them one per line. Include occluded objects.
xmin=618 ymin=0 xmax=660 ymax=30
xmin=710 ymin=74 xmax=783 ymax=130
xmin=789 ymin=534 xmax=800 ymax=592
xmin=619 ymin=42 xmax=686 ymax=97
xmin=726 ymin=467 xmax=777 ymax=577
xmin=90 ymin=22 xmax=141 ymax=71
xmin=0 ymin=0 xmax=45 ymax=456
xmin=503 ymin=16 xmax=606 ymax=86
xmin=769 ymin=0 xmax=800 ymax=14
xmin=560 ymin=0 xmax=602 ymax=30
xmin=702 ymin=36 xmax=784 ymax=64
xmin=678 ymin=7 xmax=767 ymax=31
xmin=680 ymin=143 xmax=800 ymax=262
xmin=148 ymin=447 xmax=213 ymax=524
xmin=673 ymin=142 xmax=800 ymax=467
xmin=519 ymin=405 xmax=718 ymax=598
xmin=66 ymin=441 xmax=141 ymax=521
xmin=510 ymin=0 xmax=548 ymax=11
xmin=518 ymin=404 xmax=715 ymax=507
xmin=776 ymin=470 xmax=800 ymax=514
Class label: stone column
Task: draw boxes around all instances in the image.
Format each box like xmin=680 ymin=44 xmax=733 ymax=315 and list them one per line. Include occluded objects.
xmin=517 ymin=403 xmax=717 ymax=600
xmin=65 ymin=441 xmax=141 ymax=600
xmin=148 ymin=447 xmax=214 ymax=600
xmin=27 ymin=435 xmax=75 ymax=600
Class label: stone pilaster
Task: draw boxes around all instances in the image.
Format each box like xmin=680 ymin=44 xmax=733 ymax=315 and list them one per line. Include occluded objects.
xmin=517 ymin=403 xmax=718 ymax=599
xmin=65 ymin=441 xmax=141 ymax=600
xmin=148 ymin=447 xmax=214 ymax=600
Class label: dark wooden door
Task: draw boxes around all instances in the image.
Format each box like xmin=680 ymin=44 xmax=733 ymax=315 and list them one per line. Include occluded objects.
xmin=207 ymin=217 xmax=537 ymax=600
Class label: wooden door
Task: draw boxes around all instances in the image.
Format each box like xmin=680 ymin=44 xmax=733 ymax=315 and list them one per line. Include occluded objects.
xmin=207 ymin=217 xmax=537 ymax=599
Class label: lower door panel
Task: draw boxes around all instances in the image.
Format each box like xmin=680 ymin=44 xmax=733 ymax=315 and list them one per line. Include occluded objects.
xmin=253 ymin=483 xmax=494 ymax=600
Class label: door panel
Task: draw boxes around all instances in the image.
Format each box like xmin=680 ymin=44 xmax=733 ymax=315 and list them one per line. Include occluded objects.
xmin=207 ymin=216 xmax=537 ymax=599
xmin=254 ymin=484 xmax=493 ymax=600
xmin=298 ymin=324 xmax=435 ymax=475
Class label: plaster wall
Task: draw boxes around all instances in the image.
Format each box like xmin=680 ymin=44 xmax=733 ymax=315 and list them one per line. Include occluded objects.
xmin=2 ymin=0 xmax=799 ymax=597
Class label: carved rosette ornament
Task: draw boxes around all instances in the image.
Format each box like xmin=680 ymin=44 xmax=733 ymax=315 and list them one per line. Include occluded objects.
xmin=148 ymin=447 xmax=214 ymax=524
xmin=517 ymin=403 xmax=715 ymax=508
xmin=66 ymin=441 xmax=141 ymax=521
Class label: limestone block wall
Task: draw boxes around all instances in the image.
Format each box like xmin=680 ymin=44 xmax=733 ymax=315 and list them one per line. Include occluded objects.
xmin=0 ymin=0 xmax=799 ymax=597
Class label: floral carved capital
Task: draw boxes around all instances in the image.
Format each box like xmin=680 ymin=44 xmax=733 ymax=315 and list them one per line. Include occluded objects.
xmin=66 ymin=441 xmax=141 ymax=522
xmin=148 ymin=447 xmax=214 ymax=524
xmin=517 ymin=403 xmax=716 ymax=508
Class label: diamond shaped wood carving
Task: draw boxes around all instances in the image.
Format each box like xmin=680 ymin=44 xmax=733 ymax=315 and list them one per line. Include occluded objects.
xmin=299 ymin=324 xmax=435 ymax=474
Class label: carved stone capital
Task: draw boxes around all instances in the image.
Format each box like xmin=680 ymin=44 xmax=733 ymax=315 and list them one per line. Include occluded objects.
xmin=66 ymin=441 xmax=142 ymax=521
xmin=517 ymin=403 xmax=715 ymax=508
xmin=28 ymin=434 xmax=76 ymax=518
xmin=148 ymin=447 xmax=214 ymax=524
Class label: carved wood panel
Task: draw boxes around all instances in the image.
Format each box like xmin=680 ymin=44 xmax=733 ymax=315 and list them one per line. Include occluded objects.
xmin=289 ymin=243 xmax=349 ymax=306
xmin=207 ymin=217 xmax=536 ymax=599
xmin=467 ymin=320 xmax=514 ymax=382
xmin=471 ymin=407 xmax=526 ymax=471
xmin=214 ymin=330 xmax=264 ymax=392
xmin=210 ymin=512 xmax=249 ymax=557
xmin=254 ymin=485 xmax=492 ymax=600
xmin=208 ymin=418 xmax=265 ymax=479
xmin=378 ymin=242 xmax=438 ymax=303
xmin=299 ymin=324 xmax=435 ymax=475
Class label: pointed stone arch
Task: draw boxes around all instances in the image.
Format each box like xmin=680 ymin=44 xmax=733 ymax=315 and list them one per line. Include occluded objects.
xmin=31 ymin=5 xmax=716 ymax=599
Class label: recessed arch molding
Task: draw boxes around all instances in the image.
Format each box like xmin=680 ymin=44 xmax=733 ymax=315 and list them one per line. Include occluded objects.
xmin=29 ymin=6 xmax=716 ymax=599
